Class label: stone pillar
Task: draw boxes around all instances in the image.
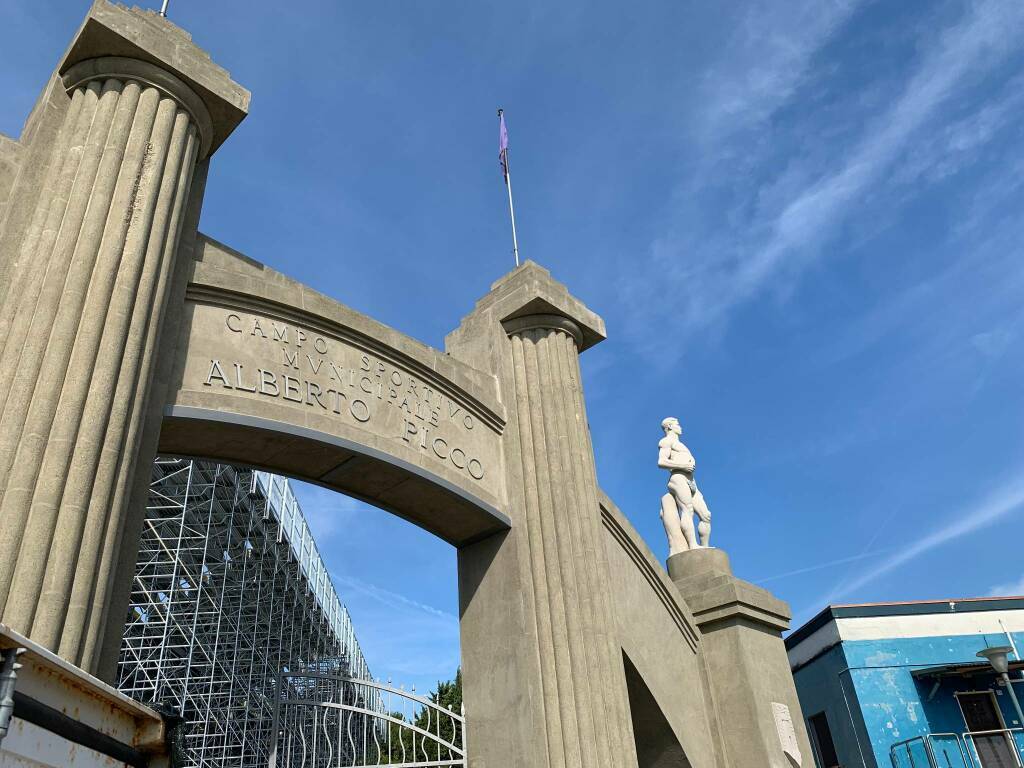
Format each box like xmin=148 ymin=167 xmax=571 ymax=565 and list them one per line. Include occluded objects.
xmin=669 ymin=549 xmax=815 ymax=768
xmin=0 ymin=2 xmax=247 ymax=675
xmin=448 ymin=262 xmax=636 ymax=768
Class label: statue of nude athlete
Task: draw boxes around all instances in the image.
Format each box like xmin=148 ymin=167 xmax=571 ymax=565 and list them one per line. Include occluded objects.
xmin=658 ymin=417 xmax=712 ymax=556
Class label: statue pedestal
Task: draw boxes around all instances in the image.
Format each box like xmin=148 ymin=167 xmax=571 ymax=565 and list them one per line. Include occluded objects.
xmin=668 ymin=548 xmax=813 ymax=768
xmin=667 ymin=546 xmax=732 ymax=582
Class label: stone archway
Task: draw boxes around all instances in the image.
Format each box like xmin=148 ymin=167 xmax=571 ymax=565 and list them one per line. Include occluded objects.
xmin=0 ymin=5 xmax=817 ymax=768
xmin=0 ymin=4 xmax=638 ymax=747
xmin=158 ymin=235 xmax=509 ymax=546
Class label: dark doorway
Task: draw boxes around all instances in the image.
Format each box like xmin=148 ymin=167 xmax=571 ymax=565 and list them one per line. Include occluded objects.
xmin=623 ymin=653 xmax=692 ymax=768
xmin=807 ymin=712 xmax=839 ymax=768
xmin=959 ymin=691 xmax=1017 ymax=768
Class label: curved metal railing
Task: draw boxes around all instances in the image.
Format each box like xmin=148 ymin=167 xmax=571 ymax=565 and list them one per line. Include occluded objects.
xmin=268 ymin=672 xmax=465 ymax=767
xmin=962 ymin=727 xmax=1024 ymax=768
xmin=890 ymin=733 xmax=969 ymax=768
xmin=890 ymin=728 xmax=1024 ymax=768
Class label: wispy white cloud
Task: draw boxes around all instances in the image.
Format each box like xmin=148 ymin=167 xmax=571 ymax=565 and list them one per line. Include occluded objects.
xmin=333 ymin=573 xmax=459 ymax=625
xmin=634 ymin=0 xmax=1024 ymax=353
xmin=693 ymin=0 xmax=859 ymax=144
xmin=815 ymin=474 xmax=1024 ymax=605
xmin=292 ymin=482 xmax=364 ymax=542
xmin=753 ymin=548 xmax=890 ymax=586
xmin=814 ymin=234 xmax=1024 ymax=370
xmin=971 ymin=327 xmax=1017 ymax=360
xmin=989 ymin=575 xmax=1024 ymax=597
xmin=950 ymin=150 xmax=1024 ymax=239
xmin=289 ymin=484 xmax=461 ymax=688
xmin=702 ymin=0 xmax=1024 ymax=328
xmin=892 ymin=73 xmax=1024 ymax=187
xmin=331 ymin=572 xmax=460 ymax=690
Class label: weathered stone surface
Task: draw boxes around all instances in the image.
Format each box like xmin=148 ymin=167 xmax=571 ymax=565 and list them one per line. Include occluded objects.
xmin=159 ymin=235 xmax=509 ymax=545
xmin=0 ymin=1 xmax=247 ymax=673
xmin=59 ymin=1 xmax=249 ymax=155
xmin=448 ymin=261 xmax=636 ymax=768
xmin=670 ymin=548 xmax=814 ymax=768
xmin=0 ymin=134 xmax=22 ymax=227
xmin=601 ymin=496 xmax=723 ymax=768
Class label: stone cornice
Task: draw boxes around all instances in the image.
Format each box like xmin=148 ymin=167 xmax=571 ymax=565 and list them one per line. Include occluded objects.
xmin=599 ymin=493 xmax=702 ymax=652
xmin=58 ymin=0 xmax=248 ymax=155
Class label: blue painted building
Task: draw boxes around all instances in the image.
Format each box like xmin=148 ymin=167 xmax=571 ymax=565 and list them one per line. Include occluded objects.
xmin=786 ymin=598 xmax=1024 ymax=768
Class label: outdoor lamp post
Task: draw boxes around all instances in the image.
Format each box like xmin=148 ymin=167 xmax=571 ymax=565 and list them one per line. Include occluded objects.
xmin=979 ymin=646 xmax=1024 ymax=729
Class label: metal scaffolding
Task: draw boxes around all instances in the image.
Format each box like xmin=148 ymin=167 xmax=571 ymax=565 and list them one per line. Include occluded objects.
xmin=117 ymin=458 xmax=376 ymax=767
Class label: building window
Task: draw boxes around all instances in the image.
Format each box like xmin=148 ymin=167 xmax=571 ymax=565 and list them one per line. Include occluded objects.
xmin=808 ymin=712 xmax=840 ymax=768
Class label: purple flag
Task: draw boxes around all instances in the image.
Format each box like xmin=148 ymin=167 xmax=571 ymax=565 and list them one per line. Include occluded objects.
xmin=499 ymin=111 xmax=509 ymax=178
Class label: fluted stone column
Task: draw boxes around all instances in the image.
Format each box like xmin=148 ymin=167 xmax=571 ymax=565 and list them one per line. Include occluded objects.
xmin=0 ymin=2 xmax=247 ymax=676
xmin=507 ymin=316 xmax=636 ymax=768
xmin=447 ymin=262 xmax=637 ymax=768
xmin=0 ymin=56 xmax=205 ymax=664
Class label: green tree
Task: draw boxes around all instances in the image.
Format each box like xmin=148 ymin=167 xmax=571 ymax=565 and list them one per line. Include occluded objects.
xmin=383 ymin=668 xmax=463 ymax=764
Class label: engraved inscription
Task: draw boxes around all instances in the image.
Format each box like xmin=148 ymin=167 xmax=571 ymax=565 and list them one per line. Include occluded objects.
xmin=771 ymin=702 xmax=801 ymax=766
xmin=193 ymin=310 xmax=488 ymax=483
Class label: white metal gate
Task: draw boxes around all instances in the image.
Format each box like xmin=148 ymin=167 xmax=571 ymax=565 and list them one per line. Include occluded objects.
xmin=269 ymin=672 xmax=465 ymax=767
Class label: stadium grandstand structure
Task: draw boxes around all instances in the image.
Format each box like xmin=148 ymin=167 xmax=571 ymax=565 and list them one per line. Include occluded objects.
xmin=117 ymin=458 xmax=379 ymax=767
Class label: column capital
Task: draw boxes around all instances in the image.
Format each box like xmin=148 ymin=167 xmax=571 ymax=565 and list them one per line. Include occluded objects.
xmin=57 ymin=0 xmax=249 ymax=157
xmin=62 ymin=57 xmax=213 ymax=158
xmin=452 ymin=260 xmax=606 ymax=352
xmin=503 ymin=313 xmax=584 ymax=345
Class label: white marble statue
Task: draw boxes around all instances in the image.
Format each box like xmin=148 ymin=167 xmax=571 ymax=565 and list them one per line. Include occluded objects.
xmin=658 ymin=417 xmax=712 ymax=555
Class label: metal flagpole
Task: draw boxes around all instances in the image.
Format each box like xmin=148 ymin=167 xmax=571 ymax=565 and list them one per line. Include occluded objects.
xmin=505 ymin=162 xmax=520 ymax=267
xmin=159 ymin=0 xmax=169 ymax=17
xmin=498 ymin=109 xmax=520 ymax=267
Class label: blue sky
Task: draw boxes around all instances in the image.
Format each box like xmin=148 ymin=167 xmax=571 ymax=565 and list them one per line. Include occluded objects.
xmin=4 ymin=0 xmax=1024 ymax=696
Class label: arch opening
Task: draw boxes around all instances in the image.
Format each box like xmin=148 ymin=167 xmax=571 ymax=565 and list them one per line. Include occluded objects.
xmin=624 ymin=652 xmax=693 ymax=768
xmin=119 ymin=455 xmax=465 ymax=767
